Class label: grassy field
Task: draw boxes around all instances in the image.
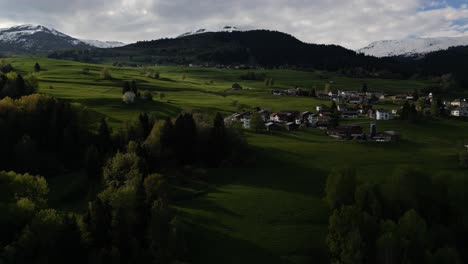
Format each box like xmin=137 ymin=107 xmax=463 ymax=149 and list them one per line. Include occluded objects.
xmin=4 ymin=57 xmax=468 ymax=264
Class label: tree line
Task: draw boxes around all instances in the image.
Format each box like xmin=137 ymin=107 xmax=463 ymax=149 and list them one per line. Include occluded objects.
xmin=0 ymin=88 xmax=249 ymax=263
xmin=325 ymin=168 xmax=468 ymax=264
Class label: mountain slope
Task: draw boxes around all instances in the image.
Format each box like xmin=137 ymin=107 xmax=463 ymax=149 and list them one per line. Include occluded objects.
xmin=177 ymin=25 xmax=242 ymax=38
xmin=80 ymin=39 xmax=126 ymax=48
xmin=0 ymin=24 xmax=126 ymax=53
xmin=358 ymin=36 xmax=468 ymax=57
xmin=116 ymin=30 xmax=362 ymax=68
xmin=0 ymin=24 xmax=90 ymax=52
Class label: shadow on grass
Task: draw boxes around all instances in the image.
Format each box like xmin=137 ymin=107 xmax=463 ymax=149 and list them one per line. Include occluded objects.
xmin=73 ymin=97 xmax=182 ymax=117
xmin=182 ymin=221 xmax=296 ymax=264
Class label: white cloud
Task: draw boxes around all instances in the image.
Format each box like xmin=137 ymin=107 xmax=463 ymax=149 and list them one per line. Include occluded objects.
xmin=0 ymin=0 xmax=467 ymax=49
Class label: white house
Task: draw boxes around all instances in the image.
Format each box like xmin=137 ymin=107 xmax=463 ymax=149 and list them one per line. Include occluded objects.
xmin=349 ymin=97 xmax=363 ymax=104
xmin=242 ymin=118 xmax=251 ymax=129
xmin=451 ymin=99 xmax=468 ymax=107
xmin=122 ymin=91 xmax=136 ymax=104
xmin=376 ymin=109 xmax=392 ymax=120
xmin=451 ymin=108 xmax=468 ymax=117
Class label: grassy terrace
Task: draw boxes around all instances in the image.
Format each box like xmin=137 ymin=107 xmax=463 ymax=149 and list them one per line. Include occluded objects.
xmin=5 ymin=57 xmax=467 ymax=264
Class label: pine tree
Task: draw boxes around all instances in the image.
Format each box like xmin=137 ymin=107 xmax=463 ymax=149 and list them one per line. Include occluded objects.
xmin=331 ymin=101 xmax=338 ymax=111
xmin=84 ymin=198 xmax=112 ymax=248
xmin=311 ymin=88 xmax=317 ymax=97
xmin=138 ymin=113 xmax=151 ymax=139
xmin=431 ymin=98 xmax=439 ymax=117
xmin=122 ymin=81 xmax=130 ymax=94
xmin=413 ymin=89 xmax=419 ymax=101
xmin=210 ymin=113 xmax=227 ymax=164
xmin=34 ymin=62 xmax=41 ymax=72
xmin=361 ymin=83 xmax=368 ymax=93
xmin=97 ymin=118 xmax=112 ymax=154
xmin=131 ymin=80 xmax=137 ymax=94
xmin=85 ymin=145 xmax=101 ymax=181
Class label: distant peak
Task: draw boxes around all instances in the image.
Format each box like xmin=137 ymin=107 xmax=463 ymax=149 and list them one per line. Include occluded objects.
xmin=177 ymin=25 xmax=243 ymax=38
xmin=358 ymin=36 xmax=468 ymax=57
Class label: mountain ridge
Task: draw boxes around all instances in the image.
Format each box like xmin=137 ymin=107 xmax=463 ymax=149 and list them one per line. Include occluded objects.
xmin=0 ymin=24 xmax=125 ymax=52
xmin=358 ymin=36 xmax=468 ymax=57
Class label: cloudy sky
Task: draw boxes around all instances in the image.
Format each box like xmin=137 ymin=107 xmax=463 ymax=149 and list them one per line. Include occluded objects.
xmin=0 ymin=0 xmax=467 ymax=49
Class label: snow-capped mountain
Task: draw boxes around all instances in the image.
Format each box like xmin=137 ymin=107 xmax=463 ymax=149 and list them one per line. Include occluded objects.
xmin=177 ymin=26 xmax=243 ymax=38
xmin=0 ymin=24 xmax=125 ymax=52
xmin=358 ymin=36 xmax=468 ymax=57
xmin=0 ymin=24 xmax=90 ymax=52
xmin=80 ymin=39 xmax=126 ymax=48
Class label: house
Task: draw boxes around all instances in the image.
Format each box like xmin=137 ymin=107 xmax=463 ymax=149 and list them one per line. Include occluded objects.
xmin=317 ymin=92 xmax=330 ymax=99
xmin=271 ymin=111 xmax=299 ymax=123
xmin=285 ymin=122 xmax=298 ymax=131
xmin=357 ymin=104 xmax=373 ymax=115
xmin=316 ymin=104 xmax=328 ymax=112
xmin=255 ymin=108 xmax=271 ymax=121
xmin=341 ymin=111 xmax=359 ymax=118
xmin=243 ymin=118 xmax=251 ymax=129
xmin=373 ymin=131 xmax=401 ymax=142
xmin=232 ymin=83 xmax=243 ymax=90
xmin=451 ymin=108 xmax=468 ymax=117
xmin=375 ymin=109 xmax=392 ymax=120
xmin=316 ymin=116 xmax=331 ymax=129
xmin=451 ymin=99 xmax=462 ymax=107
xmin=295 ymin=111 xmax=311 ymax=124
xmin=122 ymin=91 xmax=136 ymax=104
xmin=265 ymin=122 xmax=282 ymax=131
xmin=348 ymin=96 xmax=363 ymax=104
xmin=337 ymin=104 xmax=348 ymax=112
xmin=327 ymin=125 xmax=363 ymax=139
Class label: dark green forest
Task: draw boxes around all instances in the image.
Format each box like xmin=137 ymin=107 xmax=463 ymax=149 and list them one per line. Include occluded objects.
xmin=0 ymin=67 xmax=248 ymax=264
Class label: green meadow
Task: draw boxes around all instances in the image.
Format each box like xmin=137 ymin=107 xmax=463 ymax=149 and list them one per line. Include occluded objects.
xmin=5 ymin=57 xmax=468 ymax=264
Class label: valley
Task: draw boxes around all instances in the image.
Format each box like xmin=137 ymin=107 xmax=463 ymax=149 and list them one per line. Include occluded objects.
xmin=3 ymin=57 xmax=468 ymax=264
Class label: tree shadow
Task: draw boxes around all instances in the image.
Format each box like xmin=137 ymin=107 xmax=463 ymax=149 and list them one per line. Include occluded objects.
xmin=181 ymin=220 xmax=297 ymax=264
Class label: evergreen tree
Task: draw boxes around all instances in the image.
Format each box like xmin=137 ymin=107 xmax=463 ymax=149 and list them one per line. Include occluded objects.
xmin=431 ymin=98 xmax=440 ymax=117
xmin=34 ymin=62 xmax=41 ymax=72
xmin=311 ymin=88 xmax=317 ymax=97
xmin=249 ymin=112 xmax=265 ymax=133
xmin=400 ymin=101 xmax=411 ymax=120
xmin=85 ymin=145 xmax=101 ymax=181
xmin=331 ymin=101 xmax=338 ymax=111
xmin=97 ymin=118 xmax=112 ymax=154
xmin=210 ymin=113 xmax=227 ymax=164
xmin=83 ymin=198 xmax=112 ymax=249
xmin=173 ymin=113 xmax=197 ymax=164
xmin=361 ymin=83 xmax=368 ymax=93
xmin=325 ymin=168 xmax=358 ymax=209
xmin=138 ymin=113 xmax=151 ymax=139
xmin=131 ymin=80 xmax=137 ymax=94
xmin=122 ymin=81 xmax=130 ymax=94
xmin=160 ymin=118 xmax=175 ymax=160
xmin=413 ymin=89 xmax=420 ymax=101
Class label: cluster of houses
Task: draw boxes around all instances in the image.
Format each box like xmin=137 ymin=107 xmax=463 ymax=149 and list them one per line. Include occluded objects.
xmin=273 ymin=88 xmax=385 ymax=103
xmin=225 ymin=107 xmax=400 ymax=142
xmin=449 ymin=99 xmax=468 ymax=117
xmin=274 ymin=86 xmax=468 ymax=119
xmin=315 ymin=103 xmax=397 ymax=121
xmin=327 ymin=123 xmax=400 ymax=142
xmin=225 ymin=108 xmax=317 ymax=131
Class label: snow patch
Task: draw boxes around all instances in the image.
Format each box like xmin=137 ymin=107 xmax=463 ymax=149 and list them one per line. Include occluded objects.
xmin=80 ymin=39 xmax=127 ymax=48
xmin=177 ymin=25 xmax=243 ymax=38
xmin=358 ymin=36 xmax=468 ymax=57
